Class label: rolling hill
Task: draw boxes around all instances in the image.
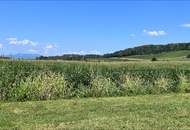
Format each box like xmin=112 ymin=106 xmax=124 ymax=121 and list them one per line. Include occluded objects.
xmin=37 ymin=42 xmax=190 ymax=61
xmin=104 ymin=42 xmax=190 ymax=60
xmin=127 ymin=50 xmax=190 ymax=60
xmin=104 ymin=42 xmax=190 ymax=57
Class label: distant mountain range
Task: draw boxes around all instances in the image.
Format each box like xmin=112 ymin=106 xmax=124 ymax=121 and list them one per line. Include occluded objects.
xmin=8 ymin=53 xmax=41 ymax=59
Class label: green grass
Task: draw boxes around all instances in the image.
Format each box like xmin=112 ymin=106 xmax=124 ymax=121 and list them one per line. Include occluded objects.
xmin=127 ymin=50 xmax=190 ymax=60
xmin=1 ymin=94 xmax=190 ymax=129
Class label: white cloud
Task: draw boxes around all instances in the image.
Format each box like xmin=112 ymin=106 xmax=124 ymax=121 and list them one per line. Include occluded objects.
xmin=64 ymin=50 xmax=102 ymax=55
xmin=45 ymin=44 xmax=54 ymax=49
xmin=0 ymin=43 xmax=3 ymax=49
xmin=89 ymin=50 xmax=102 ymax=55
xmin=143 ymin=30 xmax=167 ymax=37
xmin=28 ymin=49 xmax=38 ymax=53
xmin=65 ymin=51 xmax=85 ymax=55
xmin=44 ymin=44 xmax=55 ymax=55
xmin=181 ymin=23 xmax=190 ymax=28
xmin=7 ymin=37 xmax=37 ymax=46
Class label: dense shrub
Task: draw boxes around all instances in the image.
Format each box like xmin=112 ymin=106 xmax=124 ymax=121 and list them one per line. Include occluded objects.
xmin=151 ymin=57 xmax=157 ymax=61
xmin=186 ymin=54 xmax=190 ymax=58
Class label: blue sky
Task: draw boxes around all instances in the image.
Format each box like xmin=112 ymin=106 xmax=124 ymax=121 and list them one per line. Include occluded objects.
xmin=0 ymin=0 xmax=190 ymax=56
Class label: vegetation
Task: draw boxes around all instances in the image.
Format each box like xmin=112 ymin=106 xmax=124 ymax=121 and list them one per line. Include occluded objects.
xmin=12 ymin=71 xmax=68 ymax=101
xmin=1 ymin=60 xmax=190 ymax=101
xmin=104 ymin=42 xmax=190 ymax=57
xmin=128 ymin=50 xmax=190 ymax=60
xmin=1 ymin=59 xmax=190 ymax=129
xmin=187 ymin=54 xmax=190 ymax=58
xmin=0 ymin=56 xmax=10 ymax=59
xmin=37 ymin=43 xmax=190 ymax=61
xmin=37 ymin=54 xmax=102 ymax=61
xmin=1 ymin=94 xmax=190 ymax=129
xmin=151 ymin=57 xmax=157 ymax=61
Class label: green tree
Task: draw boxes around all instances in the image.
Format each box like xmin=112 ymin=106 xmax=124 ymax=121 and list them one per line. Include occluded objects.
xmin=151 ymin=57 xmax=157 ymax=61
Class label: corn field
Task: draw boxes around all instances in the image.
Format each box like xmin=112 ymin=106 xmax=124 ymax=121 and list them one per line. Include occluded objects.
xmin=1 ymin=60 xmax=190 ymax=101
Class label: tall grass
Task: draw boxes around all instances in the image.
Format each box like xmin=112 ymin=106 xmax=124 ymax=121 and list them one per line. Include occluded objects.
xmin=178 ymin=74 xmax=190 ymax=92
xmin=1 ymin=60 xmax=190 ymax=101
xmin=11 ymin=71 xmax=68 ymax=101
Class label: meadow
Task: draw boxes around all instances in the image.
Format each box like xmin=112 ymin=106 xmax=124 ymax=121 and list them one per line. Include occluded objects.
xmin=127 ymin=50 xmax=190 ymax=60
xmin=1 ymin=94 xmax=190 ymax=129
xmin=1 ymin=59 xmax=190 ymax=101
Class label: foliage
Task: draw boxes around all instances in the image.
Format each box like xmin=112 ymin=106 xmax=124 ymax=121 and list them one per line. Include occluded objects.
xmin=1 ymin=60 xmax=190 ymax=101
xmin=37 ymin=54 xmax=102 ymax=61
xmin=128 ymin=50 xmax=190 ymax=60
xmin=151 ymin=57 xmax=157 ymax=61
xmin=120 ymin=75 xmax=145 ymax=95
xmin=38 ymin=43 xmax=190 ymax=60
xmin=178 ymin=74 xmax=190 ymax=92
xmin=89 ymin=76 xmax=118 ymax=97
xmin=10 ymin=71 xmax=67 ymax=101
xmin=150 ymin=77 xmax=172 ymax=94
xmin=104 ymin=42 xmax=190 ymax=57
xmin=187 ymin=54 xmax=190 ymax=58
xmin=0 ymin=56 xmax=10 ymax=59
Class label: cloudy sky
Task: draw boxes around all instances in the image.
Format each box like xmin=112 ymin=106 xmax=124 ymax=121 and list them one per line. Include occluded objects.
xmin=0 ymin=0 xmax=190 ymax=56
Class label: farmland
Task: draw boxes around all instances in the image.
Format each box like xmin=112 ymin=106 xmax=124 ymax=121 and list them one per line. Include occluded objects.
xmin=1 ymin=59 xmax=190 ymax=129
xmin=1 ymin=59 xmax=190 ymax=101
xmin=1 ymin=94 xmax=190 ymax=129
xmin=1 ymin=0 xmax=190 ymax=129
xmin=127 ymin=50 xmax=190 ymax=60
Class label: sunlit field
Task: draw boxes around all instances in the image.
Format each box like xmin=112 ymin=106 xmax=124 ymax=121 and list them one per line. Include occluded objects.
xmin=1 ymin=0 xmax=190 ymax=129
xmin=1 ymin=94 xmax=190 ymax=129
xmin=1 ymin=59 xmax=190 ymax=101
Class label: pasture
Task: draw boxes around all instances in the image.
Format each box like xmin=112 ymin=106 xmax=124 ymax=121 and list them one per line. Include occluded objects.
xmin=1 ymin=94 xmax=190 ymax=129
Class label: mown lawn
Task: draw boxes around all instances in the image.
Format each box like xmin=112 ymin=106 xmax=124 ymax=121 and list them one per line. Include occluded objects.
xmin=1 ymin=94 xmax=190 ymax=130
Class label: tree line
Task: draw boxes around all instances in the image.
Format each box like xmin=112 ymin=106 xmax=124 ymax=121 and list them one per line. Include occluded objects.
xmin=37 ymin=54 xmax=102 ymax=61
xmin=37 ymin=42 xmax=190 ymax=60
xmin=104 ymin=42 xmax=190 ymax=57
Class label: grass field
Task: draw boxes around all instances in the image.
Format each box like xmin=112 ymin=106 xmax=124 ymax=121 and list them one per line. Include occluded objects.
xmin=127 ymin=50 xmax=190 ymax=60
xmin=1 ymin=94 xmax=190 ymax=129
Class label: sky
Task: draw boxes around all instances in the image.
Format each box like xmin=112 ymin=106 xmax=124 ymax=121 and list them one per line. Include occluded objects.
xmin=0 ymin=0 xmax=190 ymax=56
